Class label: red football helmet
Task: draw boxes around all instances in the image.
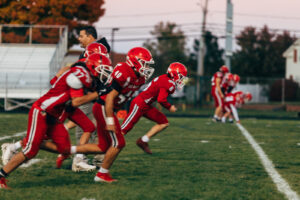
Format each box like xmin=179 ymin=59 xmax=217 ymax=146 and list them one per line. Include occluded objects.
xmin=126 ymin=47 xmax=154 ymax=79
xmin=167 ymin=62 xmax=188 ymax=89
xmin=219 ymin=65 xmax=229 ymax=73
xmin=85 ymin=53 xmax=113 ymax=85
xmin=233 ymin=74 xmax=240 ymax=83
xmin=225 ymin=73 xmax=233 ymax=81
xmin=84 ymin=43 xmax=109 ymax=58
xmin=244 ymin=92 xmax=252 ymax=102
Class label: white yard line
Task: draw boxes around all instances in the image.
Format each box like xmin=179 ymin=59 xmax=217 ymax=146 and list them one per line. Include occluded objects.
xmin=236 ymin=123 xmax=299 ymax=200
xmin=20 ymin=159 xmax=42 ymax=168
xmin=0 ymin=131 xmax=26 ymax=141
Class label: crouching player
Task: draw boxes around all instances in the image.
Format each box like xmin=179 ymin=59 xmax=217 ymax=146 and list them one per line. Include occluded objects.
xmin=121 ymin=62 xmax=188 ymax=154
xmin=0 ymin=53 xmax=111 ymax=189
xmin=222 ymin=91 xmax=252 ymax=123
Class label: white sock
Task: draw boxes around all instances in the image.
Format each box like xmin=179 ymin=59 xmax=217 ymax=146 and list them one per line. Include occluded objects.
xmin=213 ymin=115 xmax=218 ymax=119
xmin=76 ymin=154 xmax=84 ymax=159
xmin=141 ymin=135 xmax=149 ymax=143
xmin=99 ymin=167 xmax=109 ymax=173
xmin=70 ymin=146 xmax=77 ymax=154
xmin=221 ymin=117 xmax=226 ymax=123
xmin=14 ymin=141 xmax=22 ymax=150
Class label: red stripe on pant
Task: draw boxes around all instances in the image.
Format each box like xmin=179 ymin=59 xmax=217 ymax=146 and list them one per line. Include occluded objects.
xmin=22 ymin=105 xmax=71 ymax=159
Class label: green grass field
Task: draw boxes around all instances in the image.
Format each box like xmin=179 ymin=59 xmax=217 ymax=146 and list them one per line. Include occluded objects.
xmin=0 ymin=110 xmax=299 ymax=200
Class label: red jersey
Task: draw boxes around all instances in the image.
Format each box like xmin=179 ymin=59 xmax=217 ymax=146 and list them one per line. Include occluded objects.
xmin=211 ymin=71 xmax=223 ymax=90
xmin=35 ymin=65 xmax=92 ymax=118
xmin=138 ymin=74 xmax=175 ymax=109
xmin=101 ymin=62 xmax=145 ymax=110
xmin=221 ymin=73 xmax=235 ymax=94
xmin=224 ymin=91 xmax=243 ymax=108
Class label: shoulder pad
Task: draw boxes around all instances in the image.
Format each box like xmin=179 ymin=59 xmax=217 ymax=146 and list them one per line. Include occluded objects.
xmin=66 ymin=73 xmax=83 ymax=89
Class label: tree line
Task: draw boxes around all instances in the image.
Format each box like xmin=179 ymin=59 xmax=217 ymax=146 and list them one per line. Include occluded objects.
xmin=0 ymin=1 xmax=296 ymax=78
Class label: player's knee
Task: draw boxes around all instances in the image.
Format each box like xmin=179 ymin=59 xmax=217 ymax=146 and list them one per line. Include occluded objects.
xmin=24 ymin=151 xmax=37 ymax=159
xmin=98 ymin=143 xmax=109 ymax=153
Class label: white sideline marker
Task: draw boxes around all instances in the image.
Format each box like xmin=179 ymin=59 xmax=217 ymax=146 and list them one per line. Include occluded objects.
xmin=236 ymin=123 xmax=299 ymax=200
xmin=0 ymin=131 xmax=26 ymax=141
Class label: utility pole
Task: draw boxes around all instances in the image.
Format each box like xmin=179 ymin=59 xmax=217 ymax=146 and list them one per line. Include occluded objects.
xmin=111 ymin=27 xmax=119 ymax=65
xmin=196 ymin=0 xmax=209 ymax=102
xmin=225 ymin=0 xmax=233 ymax=70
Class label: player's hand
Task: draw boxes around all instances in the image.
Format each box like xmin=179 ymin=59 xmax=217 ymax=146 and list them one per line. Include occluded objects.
xmin=106 ymin=124 xmax=116 ymax=132
xmin=236 ymin=120 xmax=241 ymax=124
xmin=169 ymin=105 xmax=177 ymax=113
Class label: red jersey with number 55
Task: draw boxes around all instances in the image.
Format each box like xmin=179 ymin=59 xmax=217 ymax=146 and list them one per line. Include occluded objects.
xmin=138 ymin=74 xmax=175 ymax=109
xmin=101 ymin=62 xmax=145 ymax=110
xmin=35 ymin=65 xmax=92 ymax=118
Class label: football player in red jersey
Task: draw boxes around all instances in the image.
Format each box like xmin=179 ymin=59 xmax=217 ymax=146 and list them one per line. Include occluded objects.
xmin=211 ymin=65 xmax=229 ymax=122
xmin=222 ymin=91 xmax=252 ymax=123
xmin=50 ymin=47 xmax=155 ymax=183
xmin=121 ymin=62 xmax=188 ymax=154
xmin=77 ymin=46 xmax=154 ymax=182
xmin=0 ymin=53 xmax=112 ymax=189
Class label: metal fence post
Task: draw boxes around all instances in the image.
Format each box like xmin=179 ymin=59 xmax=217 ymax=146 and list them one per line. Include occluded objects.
xmin=29 ymin=26 xmax=32 ymax=44
xmin=0 ymin=25 xmax=2 ymax=44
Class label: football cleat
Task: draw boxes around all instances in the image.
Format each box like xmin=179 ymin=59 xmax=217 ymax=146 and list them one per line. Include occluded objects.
xmin=136 ymin=138 xmax=152 ymax=154
xmin=72 ymin=157 xmax=96 ymax=172
xmin=56 ymin=154 xmax=69 ymax=169
xmin=0 ymin=177 xmax=9 ymax=189
xmin=212 ymin=117 xmax=220 ymax=123
xmin=94 ymin=172 xmax=117 ymax=183
xmin=1 ymin=143 xmax=17 ymax=165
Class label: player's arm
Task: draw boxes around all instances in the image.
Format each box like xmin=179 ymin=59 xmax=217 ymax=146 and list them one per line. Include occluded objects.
xmin=71 ymin=91 xmax=98 ymax=107
xmin=157 ymin=88 xmax=173 ymax=110
xmin=105 ymin=89 xmax=119 ymax=132
xmin=216 ymin=77 xmax=224 ymax=98
xmin=66 ymin=72 xmax=98 ymax=107
xmin=157 ymin=88 xmax=177 ymax=112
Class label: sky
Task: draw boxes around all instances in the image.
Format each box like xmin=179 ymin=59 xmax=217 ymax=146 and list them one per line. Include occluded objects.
xmin=91 ymin=0 xmax=300 ymax=53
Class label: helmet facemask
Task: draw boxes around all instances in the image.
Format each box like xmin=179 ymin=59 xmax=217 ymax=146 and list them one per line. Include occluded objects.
xmin=136 ymin=58 xmax=155 ymax=80
xmin=95 ymin=65 xmax=114 ymax=85
xmin=175 ymin=73 xmax=188 ymax=89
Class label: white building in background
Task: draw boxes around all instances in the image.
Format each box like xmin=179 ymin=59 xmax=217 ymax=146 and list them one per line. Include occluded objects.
xmin=283 ymin=38 xmax=300 ymax=83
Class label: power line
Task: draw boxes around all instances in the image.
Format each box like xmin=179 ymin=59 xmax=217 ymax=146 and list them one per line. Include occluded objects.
xmin=103 ymin=9 xmax=300 ymax=21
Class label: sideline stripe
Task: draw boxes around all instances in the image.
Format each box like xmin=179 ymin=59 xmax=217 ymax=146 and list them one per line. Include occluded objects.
xmin=0 ymin=131 xmax=26 ymax=141
xmin=236 ymin=123 xmax=299 ymax=200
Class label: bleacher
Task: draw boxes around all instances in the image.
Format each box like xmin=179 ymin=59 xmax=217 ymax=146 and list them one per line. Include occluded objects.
xmin=0 ymin=44 xmax=56 ymax=93
xmin=0 ymin=25 xmax=68 ymax=110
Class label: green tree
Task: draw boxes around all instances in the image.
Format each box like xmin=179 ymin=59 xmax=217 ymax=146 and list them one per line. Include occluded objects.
xmin=0 ymin=0 xmax=105 ymax=46
xmin=231 ymin=25 xmax=296 ymax=77
xmin=143 ymin=22 xmax=188 ymax=77
xmin=188 ymin=31 xmax=224 ymax=76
